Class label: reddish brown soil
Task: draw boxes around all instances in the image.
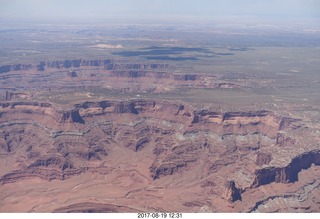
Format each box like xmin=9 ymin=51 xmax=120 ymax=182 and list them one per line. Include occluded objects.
xmin=0 ymin=60 xmax=319 ymax=212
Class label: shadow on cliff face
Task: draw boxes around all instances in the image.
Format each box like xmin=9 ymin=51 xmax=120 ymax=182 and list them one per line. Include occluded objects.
xmin=61 ymin=110 xmax=85 ymax=124
xmin=252 ymin=150 xmax=320 ymax=187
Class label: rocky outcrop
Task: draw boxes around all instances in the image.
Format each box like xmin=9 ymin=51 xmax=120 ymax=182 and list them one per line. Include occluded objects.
xmin=76 ymin=100 xmax=158 ymax=117
xmin=0 ymin=101 xmax=86 ymax=124
xmin=150 ymin=162 xmax=187 ymax=180
xmin=111 ymin=71 xmax=167 ymax=79
xmin=0 ymin=101 xmax=52 ymax=108
xmin=0 ymin=59 xmax=169 ymax=73
xmin=252 ymin=150 xmax=320 ymax=187
xmin=107 ymin=63 xmax=169 ymax=70
xmin=4 ymin=92 xmax=30 ymax=101
xmin=224 ymin=181 xmax=242 ymax=202
xmin=191 ymin=110 xmax=285 ymax=138
xmin=113 ymin=102 xmax=139 ymax=114
xmin=276 ymin=133 xmax=296 ymax=147
xmin=192 ymin=110 xmax=271 ymax=124
xmin=0 ymin=167 xmax=85 ymax=184
xmin=173 ymin=74 xmax=197 ymax=81
xmin=0 ymin=64 xmax=33 ymax=73
xmin=150 ymin=143 xmax=200 ymax=180
xmin=5 ymin=91 xmax=11 ymax=101
xmin=75 ymin=101 xmax=113 ymax=110
xmin=218 ymin=83 xmax=240 ymax=89
xmin=0 ymin=59 xmax=236 ymax=91
xmin=27 ymin=156 xmax=69 ymax=169
xmin=61 ymin=110 xmax=85 ymax=124
xmin=67 ymin=71 xmax=78 ymax=77
xmin=111 ymin=70 xmax=147 ymax=78
xmin=256 ymin=152 xmax=272 ymax=166
xmin=135 ymin=137 xmax=150 ymax=152
xmin=45 ymin=59 xmax=112 ymax=69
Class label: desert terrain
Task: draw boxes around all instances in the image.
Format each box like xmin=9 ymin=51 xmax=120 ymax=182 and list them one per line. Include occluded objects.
xmin=0 ymin=20 xmax=320 ymax=213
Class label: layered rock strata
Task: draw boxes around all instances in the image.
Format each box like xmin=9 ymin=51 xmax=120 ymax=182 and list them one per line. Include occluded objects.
xmin=0 ymin=99 xmax=318 ymax=212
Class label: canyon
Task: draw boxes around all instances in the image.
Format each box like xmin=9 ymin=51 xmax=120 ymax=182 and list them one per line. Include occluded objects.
xmin=1 ymin=13 xmax=320 ymax=212
xmin=2 ymin=0 xmax=320 ymax=213
xmin=0 ymin=10 xmax=320 ymax=212
xmin=0 ymin=59 xmax=254 ymax=98
xmin=0 ymin=86 xmax=319 ymax=212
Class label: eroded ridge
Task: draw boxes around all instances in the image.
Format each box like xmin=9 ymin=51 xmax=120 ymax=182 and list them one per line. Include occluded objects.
xmin=252 ymin=150 xmax=320 ymax=187
xmin=0 ymin=59 xmax=238 ymax=95
xmin=0 ymin=99 xmax=318 ymax=212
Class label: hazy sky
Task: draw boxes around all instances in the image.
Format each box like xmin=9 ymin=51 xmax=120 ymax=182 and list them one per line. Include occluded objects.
xmin=1 ymin=0 xmax=319 ymax=21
